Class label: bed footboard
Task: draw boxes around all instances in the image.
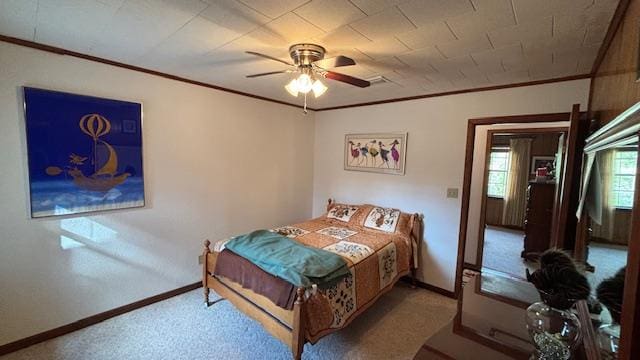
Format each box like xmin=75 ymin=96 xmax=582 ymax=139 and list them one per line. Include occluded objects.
xmin=202 ymin=240 xmax=307 ymax=360
xmin=203 ymin=240 xmax=212 ymax=307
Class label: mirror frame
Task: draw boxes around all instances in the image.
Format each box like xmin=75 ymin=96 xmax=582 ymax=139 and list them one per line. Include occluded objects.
xmin=453 ymin=108 xmax=595 ymax=358
xmin=454 ymin=111 xmax=579 ymax=298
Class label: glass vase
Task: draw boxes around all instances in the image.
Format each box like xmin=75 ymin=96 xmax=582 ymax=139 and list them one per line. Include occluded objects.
xmin=596 ymin=323 xmax=620 ymax=359
xmin=525 ymin=301 xmax=582 ymax=360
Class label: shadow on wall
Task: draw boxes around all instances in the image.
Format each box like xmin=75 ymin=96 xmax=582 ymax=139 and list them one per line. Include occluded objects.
xmin=39 ymin=210 xmax=187 ymax=285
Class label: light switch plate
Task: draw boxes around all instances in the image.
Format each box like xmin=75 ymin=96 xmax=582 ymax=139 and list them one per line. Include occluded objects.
xmin=446 ymin=188 xmax=459 ymax=198
xmin=198 ymin=254 xmax=204 ymax=265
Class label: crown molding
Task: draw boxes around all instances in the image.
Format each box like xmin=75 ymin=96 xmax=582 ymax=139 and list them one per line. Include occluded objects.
xmin=1 ymin=35 xmax=592 ymax=112
xmin=0 ymin=35 xmax=313 ymax=111
xmin=315 ymin=74 xmax=592 ymax=111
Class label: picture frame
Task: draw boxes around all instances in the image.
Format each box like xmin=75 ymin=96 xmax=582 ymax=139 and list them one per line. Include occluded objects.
xmin=344 ymin=133 xmax=407 ymax=175
xmin=23 ymin=87 xmax=145 ymax=218
xmin=530 ymin=156 xmax=555 ymax=174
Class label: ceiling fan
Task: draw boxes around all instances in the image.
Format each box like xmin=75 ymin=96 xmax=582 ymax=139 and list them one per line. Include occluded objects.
xmin=245 ymin=44 xmax=371 ymax=112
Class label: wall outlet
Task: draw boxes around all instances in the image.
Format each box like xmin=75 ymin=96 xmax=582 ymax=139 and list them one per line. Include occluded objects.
xmin=446 ymin=188 xmax=459 ymax=199
xmin=198 ymin=254 xmax=204 ymax=265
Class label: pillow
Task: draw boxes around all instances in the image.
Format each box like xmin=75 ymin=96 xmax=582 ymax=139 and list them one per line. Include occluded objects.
xmin=327 ymin=204 xmax=359 ymax=222
xmin=364 ymin=207 xmax=401 ymax=233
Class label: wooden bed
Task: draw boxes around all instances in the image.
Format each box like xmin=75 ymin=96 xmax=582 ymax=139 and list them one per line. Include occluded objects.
xmin=202 ymin=199 xmax=423 ymax=359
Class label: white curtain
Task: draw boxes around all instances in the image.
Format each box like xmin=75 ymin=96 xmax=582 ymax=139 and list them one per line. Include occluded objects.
xmin=591 ymin=149 xmax=616 ymax=240
xmin=576 ymin=152 xmax=596 ymax=219
xmin=502 ymin=138 xmax=532 ymax=227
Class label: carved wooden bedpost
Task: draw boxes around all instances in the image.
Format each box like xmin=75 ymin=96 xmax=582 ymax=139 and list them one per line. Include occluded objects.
xmin=291 ymin=287 xmax=306 ymax=360
xmin=410 ymin=213 xmax=424 ymax=289
xmin=326 ymin=198 xmax=333 ymax=212
xmin=203 ymin=239 xmax=211 ymax=307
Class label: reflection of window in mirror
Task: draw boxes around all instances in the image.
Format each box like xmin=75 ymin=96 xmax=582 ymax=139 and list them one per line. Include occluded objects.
xmin=612 ymin=150 xmax=638 ymax=209
xmin=583 ymin=145 xmax=635 ymax=350
xmin=487 ymin=148 xmax=510 ymax=198
xmin=590 ymin=148 xmax=637 ymax=254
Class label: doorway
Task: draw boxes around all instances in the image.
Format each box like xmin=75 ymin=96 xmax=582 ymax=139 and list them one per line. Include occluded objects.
xmin=478 ymin=128 xmax=567 ymax=279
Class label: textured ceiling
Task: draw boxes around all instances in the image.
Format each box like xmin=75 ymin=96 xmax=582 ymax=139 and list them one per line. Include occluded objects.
xmin=0 ymin=0 xmax=618 ymax=108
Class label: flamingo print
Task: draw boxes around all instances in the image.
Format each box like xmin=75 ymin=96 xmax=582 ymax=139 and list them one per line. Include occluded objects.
xmin=389 ymin=139 xmax=400 ymax=169
xmin=358 ymin=143 xmax=369 ymax=166
xmin=348 ymin=141 xmax=360 ymax=164
xmin=378 ymin=141 xmax=390 ymax=168
xmin=368 ymin=140 xmax=379 ymax=167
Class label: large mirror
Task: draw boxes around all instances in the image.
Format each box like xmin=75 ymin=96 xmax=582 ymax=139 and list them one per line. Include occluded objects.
xmin=574 ymin=141 xmax=637 ymax=357
xmin=462 ymin=122 xmax=571 ymax=303
xmin=456 ymin=109 xmax=639 ymax=359
xmin=480 ymin=129 xmax=566 ymax=280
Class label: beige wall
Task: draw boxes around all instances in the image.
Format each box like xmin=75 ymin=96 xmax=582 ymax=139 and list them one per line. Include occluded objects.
xmin=312 ymin=81 xmax=589 ymax=291
xmin=0 ymin=42 xmax=315 ymax=345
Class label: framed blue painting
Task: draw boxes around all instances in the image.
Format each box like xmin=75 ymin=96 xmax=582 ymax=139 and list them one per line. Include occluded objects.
xmin=24 ymin=87 xmax=144 ymax=218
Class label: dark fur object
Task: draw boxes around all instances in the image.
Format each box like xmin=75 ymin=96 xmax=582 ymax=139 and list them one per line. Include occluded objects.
xmin=596 ymin=266 xmax=626 ymax=324
xmin=538 ymin=249 xmax=578 ymax=270
xmin=526 ymin=249 xmax=591 ymax=310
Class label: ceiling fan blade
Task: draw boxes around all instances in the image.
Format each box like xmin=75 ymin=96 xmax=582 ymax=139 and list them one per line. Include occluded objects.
xmin=323 ymin=71 xmax=370 ymax=88
xmin=245 ymin=51 xmax=294 ymax=66
xmin=246 ymin=70 xmax=292 ymax=78
xmin=313 ymin=55 xmax=356 ymax=69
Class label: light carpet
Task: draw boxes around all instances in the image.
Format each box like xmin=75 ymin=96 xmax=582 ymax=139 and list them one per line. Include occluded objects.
xmin=585 ymin=242 xmax=628 ymax=287
xmin=2 ymin=283 xmax=456 ymax=360
xmin=482 ymin=225 xmax=534 ymax=279
xmin=482 ymin=226 xmax=628 ymax=292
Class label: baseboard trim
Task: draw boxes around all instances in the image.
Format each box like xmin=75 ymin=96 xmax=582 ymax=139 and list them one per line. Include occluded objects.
xmin=486 ymin=223 xmax=524 ymax=231
xmin=1 ymin=278 xmax=454 ymax=356
xmin=402 ymin=277 xmax=457 ymax=299
xmin=0 ymin=282 xmax=202 ymax=356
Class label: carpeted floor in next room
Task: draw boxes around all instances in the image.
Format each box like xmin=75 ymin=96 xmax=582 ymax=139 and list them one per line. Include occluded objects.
xmin=1 ymin=283 xmax=456 ymax=360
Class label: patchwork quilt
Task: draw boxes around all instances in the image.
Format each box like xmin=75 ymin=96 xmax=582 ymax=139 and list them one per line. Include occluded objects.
xmin=212 ymin=204 xmax=419 ymax=343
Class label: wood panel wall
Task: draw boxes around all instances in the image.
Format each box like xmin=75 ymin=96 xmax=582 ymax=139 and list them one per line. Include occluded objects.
xmin=485 ymin=197 xmax=505 ymax=226
xmin=592 ymin=209 xmax=633 ymax=245
xmin=590 ymin=0 xmax=640 ymax=123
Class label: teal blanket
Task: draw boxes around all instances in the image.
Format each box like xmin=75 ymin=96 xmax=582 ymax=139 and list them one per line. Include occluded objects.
xmin=225 ymin=230 xmax=349 ymax=288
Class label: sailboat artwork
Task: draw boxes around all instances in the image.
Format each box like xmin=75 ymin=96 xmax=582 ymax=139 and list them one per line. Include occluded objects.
xmin=45 ymin=114 xmax=132 ymax=191
xmin=24 ymin=87 xmax=144 ymax=218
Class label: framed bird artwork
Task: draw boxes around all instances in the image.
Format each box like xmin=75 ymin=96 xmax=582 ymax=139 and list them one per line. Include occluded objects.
xmin=23 ymin=87 xmax=145 ymax=218
xmin=344 ymin=133 xmax=407 ymax=175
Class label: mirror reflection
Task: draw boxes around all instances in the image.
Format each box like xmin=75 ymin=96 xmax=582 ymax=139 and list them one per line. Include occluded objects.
xmin=582 ymin=147 xmax=635 ymax=285
xmin=581 ymin=144 xmax=636 ymax=357
xmin=480 ymin=130 xmax=565 ymax=280
xmin=459 ymin=127 xmax=637 ymax=359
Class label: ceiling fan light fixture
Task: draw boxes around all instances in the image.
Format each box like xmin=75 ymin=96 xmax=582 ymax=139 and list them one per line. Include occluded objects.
xmin=296 ymin=73 xmax=313 ymax=94
xmin=245 ymin=44 xmax=370 ymax=106
xmin=285 ymin=79 xmax=299 ymax=97
xmin=312 ymin=79 xmax=327 ymax=97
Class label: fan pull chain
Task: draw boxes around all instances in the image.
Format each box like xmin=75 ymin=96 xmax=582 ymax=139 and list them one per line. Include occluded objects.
xmin=303 ymin=92 xmax=308 ymax=114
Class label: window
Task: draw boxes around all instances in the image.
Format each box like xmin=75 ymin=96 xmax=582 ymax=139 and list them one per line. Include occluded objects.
xmin=487 ymin=149 xmax=510 ymax=198
xmin=612 ymin=150 xmax=637 ymax=208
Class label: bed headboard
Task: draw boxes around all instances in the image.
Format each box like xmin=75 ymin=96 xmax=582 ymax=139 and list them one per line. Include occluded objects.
xmin=326 ymin=198 xmax=423 ymax=269
xmin=326 ymin=198 xmax=334 ymax=212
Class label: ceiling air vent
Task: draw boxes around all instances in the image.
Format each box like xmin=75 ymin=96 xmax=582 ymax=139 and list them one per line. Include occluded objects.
xmin=364 ymin=75 xmax=391 ymax=85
